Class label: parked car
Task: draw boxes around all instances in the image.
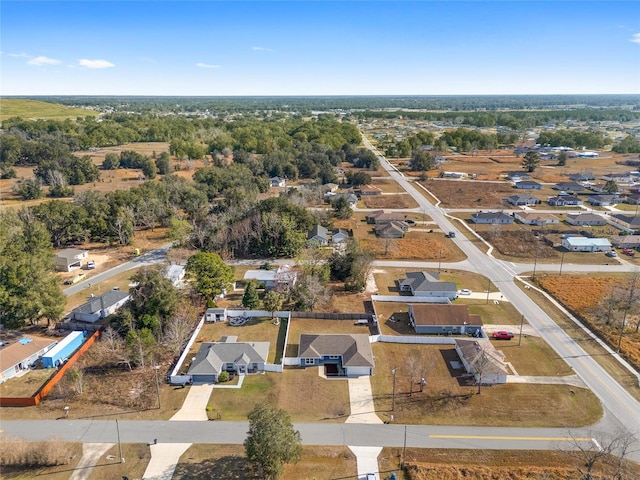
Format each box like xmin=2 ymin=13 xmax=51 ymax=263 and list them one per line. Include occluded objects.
xmin=493 ymin=330 xmax=515 ymax=340
xmin=86 ymin=260 xmax=96 ymax=269
xmin=458 ymin=289 xmax=472 ymax=295
xmin=623 ymin=248 xmax=635 ymax=257
xmin=446 ymin=231 xmax=456 ymax=238
xmin=605 ymin=251 xmax=617 ymax=258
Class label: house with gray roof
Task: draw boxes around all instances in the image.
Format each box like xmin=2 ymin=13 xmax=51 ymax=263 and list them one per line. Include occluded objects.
xmin=507 ymin=194 xmax=541 ymax=206
xmin=610 ymin=214 xmax=640 ymax=231
xmin=569 ymin=173 xmax=595 ymax=182
xmin=548 ymin=195 xmax=583 ymax=207
xmin=375 ymin=220 xmax=408 ymax=238
xmin=554 ymin=182 xmax=584 ymax=192
xmin=588 ymin=195 xmax=620 ymax=207
xmin=298 ymin=334 xmax=374 ymax=377
xmin=470 ymin=212 xmax=514 ymax=224
xmin=187 ymin=337 xmax=270 ymax=383
xmin=70 ymin=290 xmax=130 ymax=323
xmin=566 ymin=213 xmax=606 ymax=226
xmin=455 ymin=338 xmax=508 ymax=385
xmin=398 ymin=271 xmax=458 ymax=300
xmin=515 ymin=180 xmax=542 ymax=190
xmin=611 ymin=235 xmax=640 ymax=249
xmin=307 ymin=225 xmax=330 ymax=245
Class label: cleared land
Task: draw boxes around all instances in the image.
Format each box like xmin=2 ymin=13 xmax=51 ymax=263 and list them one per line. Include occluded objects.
xmin=369 ymin=343 xmax=602 ymax=427
xmin=0 ymin=99 xmax=99 ymax=122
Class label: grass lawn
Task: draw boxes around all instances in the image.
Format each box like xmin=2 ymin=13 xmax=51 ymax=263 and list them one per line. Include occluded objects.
xmin=494 ymin=335 xmax=575 ymax=376
xmin=183 ymin=316 xmax=284 ymax=367
xmin=0 ymin=99 xmax=99 ymax=122
xmin=372 ymin=268 xmax=498 ymax=297
xmin=370 ymin=343 xmax=602 ymax=427
xmin=174 ymin=445 xmax=356 ymax=480
xmin=0 ymin=368 xmax=54 ymax=397
xmin=286 ymin=318 xmax=371 ymax=357
xmin=207 ymin=367 xmax=350 ymax=422
xmin=64 ymin=267 xmax=141 ymax=313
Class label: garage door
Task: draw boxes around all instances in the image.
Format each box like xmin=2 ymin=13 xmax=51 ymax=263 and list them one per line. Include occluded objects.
xmin=192 ymin=374 xmax=217 ymax=383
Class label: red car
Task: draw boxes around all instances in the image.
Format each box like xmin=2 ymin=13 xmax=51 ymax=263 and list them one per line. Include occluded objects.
xmin=493 ymin=330 xmax=514 ymax=340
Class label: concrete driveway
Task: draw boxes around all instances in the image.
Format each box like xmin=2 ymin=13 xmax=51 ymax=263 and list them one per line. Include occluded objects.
xmin=346 ymin=376 xmax=382 ymax=424
xmin=170 ymin=384 xmax=213 ymax=421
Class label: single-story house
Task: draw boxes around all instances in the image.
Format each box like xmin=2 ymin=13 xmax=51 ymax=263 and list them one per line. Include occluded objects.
xmin=443 ymin=171 xmax=468 ymax=179
xmin=455 ymin=338 xmax=508 ymax=385
xmin=187 ymin=336 xmax=270 ymax=383
xmin=270 ymin=176 xmax=286 ymax=188
xmin=554 ymin=182 xmax=584 ymax=192
xmin=70 ymin=290 xmax=131 ymax=323
xmin=470 ymin=212 xmax=514 ymax=224
xmin=505 ymin=171 xmax=530 ymax=182
xmin=307 ymin=225 xmax=330 ymax=245
xmin=322 ymin=183 xmax=339 ymax=194
xmin=358 ymin=184 xmax=382 ymax=196
xmin=566 ymin=213 xmax=606 ymax=226
xmin=602 ymin=173 xmax=634 ymax=183
xmin=515 ymin=180 xmax=542 ymax=190
xmin=507 ymin=195 xmax=541 ymax=206
xmin=55 ymin=248 xmax=88 ymax=272
xmin=398 ymin=271 xmax=458 ymax=300
xmin=610 ymin=214 xmax=640 ymax=231
xmin=375 ymin=220 xmax=409 ymax=238
xmin=586 ymin=183 xmax=609 ymax=194
xmin=366 ymin=211 xmax=406 ymax=224
xmin=164 ymin=264 xmax=186 ymax=287
xmin=611 ymin=235 xmax=640 ymax=249
xmin=569 ymin=173 xmax=595 ymax=182
xmin=0 ymin=335 xmax=58 ymax=383
xmin=514 ymin=212 xmax=559 ymax=226
xmin=332 ymin=229 xmax=350 ymax=243
xmin=548 ymin=195 xmax=583 ymax=207
xmin=561 ymin=236 xmax=611 ymax=252
xmin=588 ymin=195 xmax=620 ymax=207
xmin=205 ymin=308 xmax=228 ymax=322
xmin=408 ymin=304 xmax=483 ymax=336
xmin=325 ymin=193 xmax=358 ymax=208
xmin=624 ymin=194 xmax=640 ymax=205
xmin=298 ymin=334 xmax=374 ymax=377
xmin=244 ymin=265 xmax=298 ymax=290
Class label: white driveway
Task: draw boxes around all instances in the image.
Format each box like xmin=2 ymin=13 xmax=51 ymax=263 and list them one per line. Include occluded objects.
xmin=346 ymin=376 xmax=382 ymax=424
xmin=348 ymin=446 xmax=382 ymax=480
xmin=69 ymin=443 xmax=114 ymax=480
xmin=170 ymin=384 xmax=214 ymax=421
xmin=143 ymin=443 xmax=191 ymax=480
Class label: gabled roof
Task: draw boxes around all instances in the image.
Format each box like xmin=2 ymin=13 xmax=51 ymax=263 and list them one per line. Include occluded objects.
xmin=548 ymin=195 xmax=581 ymax=203
xmin=409 ymin=304 xmax=483 ymax=327
xmin=55 ymin=248 xmax=88 ymax=261
xmin=515 ymin=212 xmax=559 ymax=222
xmin=515 ymin=180 xmax=541 ymax=187
xmin=72 ymin=290 xmax=130 ymax=315
xmin=0 ymin=335 xmax=57 ymax=373
xmin=507 ymin=194 xmax=539 ymax=203
xmin=611 ymin=214 xmax=640 ymax=227
xmin=298 ymin=334 xmax=374 ymax=367
xmin=308 ymin=224 xmax=330 ymax=241
xmin=375 ymin=221 xmax=407 ymax=237
xmin=455 ymin=338 xmax=508 ymax=376
xmin=399 ymin=271 xmax=457 ymax=293
xmin=188 ymin=341 xmax=270 ymax=375
xmin=566 ymin=213 xmax=604 ymax=223
xmin=472 ymin=212 xmax=513 ymax=222
xmin=554 ymin=182 xmax=583 ymax=190
xmin=368 ymin=210 xmax=405 ymax=222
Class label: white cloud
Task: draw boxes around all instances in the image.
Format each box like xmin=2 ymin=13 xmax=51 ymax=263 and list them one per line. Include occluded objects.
xmin=631 ymin=33 xmax=640 ymax=44
xmin=252 ymin=46 xmax=274 ymax=52
xmin=9 ymin=52 xmax=31 ymax=58
xmin=28 ymin=56 xmax=61 ymax=66
xmin=77 ymin=59 xmax=115 ymax=69
xmin=196 ymin=62 xmax=220 ymax=69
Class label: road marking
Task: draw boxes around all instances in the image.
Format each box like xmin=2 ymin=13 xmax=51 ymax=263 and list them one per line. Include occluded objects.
xmin=429 ymin=434 xmax=592 ymax=442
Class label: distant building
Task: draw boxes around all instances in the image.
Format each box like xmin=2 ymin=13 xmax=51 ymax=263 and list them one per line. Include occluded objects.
xmin=243 ymin=265 xmax=297 ymax=290
xmin=515 ymin=180 xmax=542 ymax=190
xmin=270 ymin=176 xmax=286 ymax=188
xmin=70 ymin=290 xmax=130 ymax=323
xmin=547 ymin=195 xmax=582 ymax=207
xmin=565 ymin=213 xmax=606 ymax=226
xmin=554 ymin=182 xmax=584 ymax=192
xmin=514 ymin=212 xmax=559 ymax=226
xmin=507 ymin=195 xmax=541 ymax=206
xmin=471 ymin=212 xmax=514 ymax=224
xmin=561 ymin=237 xmax=611 ymax=252
xmin=55 ymin=248 xmax=88 ymax=272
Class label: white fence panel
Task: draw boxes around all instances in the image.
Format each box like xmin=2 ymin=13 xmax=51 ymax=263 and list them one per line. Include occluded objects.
xmin=379 ymin=335 xmax=456 ymax=345
xmin=283 ymin=357 xmax=300 ymax=366
xmin=264 ymin=364 xmax=283 ymax=373
xmin=371 ymin=295 xmax=451 ymax=304
xmin=171 ymin=315 xmax=206 ymax=377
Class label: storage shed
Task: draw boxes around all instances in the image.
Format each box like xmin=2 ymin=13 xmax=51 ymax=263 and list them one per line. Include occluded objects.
xmin=42 ymin=331 xmax=85 ymax=368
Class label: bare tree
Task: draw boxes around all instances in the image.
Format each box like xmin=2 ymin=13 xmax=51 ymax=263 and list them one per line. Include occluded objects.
xmin=296 ymin=244 xmax=330 ymax=279
xmin=164 ymin=303 xmax=198 ymax=356
xmin=381 ymin=237 xmax=398 ymax=257
xmin=292 ymin=274 xmax=332 ymax=312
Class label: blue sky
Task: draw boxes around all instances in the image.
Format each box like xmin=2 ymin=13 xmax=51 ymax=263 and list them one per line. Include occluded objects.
xmin=1 ymin=1 xmax=639 ymax=95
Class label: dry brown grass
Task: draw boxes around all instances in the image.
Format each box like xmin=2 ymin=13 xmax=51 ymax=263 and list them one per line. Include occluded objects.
xmin=0 ymin=436 xmax=75 ymax=469
xmin=370 ymin=343 xmax=602 ymax=427
xmin=359 ymin=231 xmax=466 ymax=262
xmin=175 ymin=445 xmax=356 ymax=480
xmin=537 ymin=274 xmax=640 ymax=372
xmin=419 ymin=179 xmax=516 ymax=208
xmin=363 ymin=194 xmax=417 ymax=209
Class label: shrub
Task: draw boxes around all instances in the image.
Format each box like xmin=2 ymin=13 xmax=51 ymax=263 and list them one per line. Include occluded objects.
xmin=0 ymin=436 xmax=72 ymax=468
xmin=217 ymin=371 xmax=230 ymax=383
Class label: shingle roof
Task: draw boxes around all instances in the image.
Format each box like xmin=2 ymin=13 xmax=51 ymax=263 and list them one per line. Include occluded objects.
xmin=188 ymin=341 xmax=270 ymax=375
xmin=298 ymin=334 xmax=374 ymax=367
xmin=0 ymin=335 xmax=57 ymax=373
xmin=72 ymin=290 xmax=130 ymax=315
xmin=399 ymin=271 xmax=457 ymax=293
xmin=455 ymin=338 xmax=508 ymax=376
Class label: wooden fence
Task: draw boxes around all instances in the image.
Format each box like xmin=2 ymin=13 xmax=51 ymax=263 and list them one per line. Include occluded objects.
xmin=0 ymin=330 xmax=100 ymax=407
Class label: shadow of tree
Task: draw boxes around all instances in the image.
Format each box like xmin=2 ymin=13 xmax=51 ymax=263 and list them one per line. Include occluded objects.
xmin=172 ymin=456 xmax=258 ymax=479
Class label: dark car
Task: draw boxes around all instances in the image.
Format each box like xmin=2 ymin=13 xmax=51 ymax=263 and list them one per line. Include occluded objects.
xmin=493 ymin=330 xmax=514 ymax=340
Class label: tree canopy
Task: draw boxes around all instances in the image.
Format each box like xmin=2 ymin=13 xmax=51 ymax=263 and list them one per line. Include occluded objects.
xmin=185 ymin=252 xmax=234 ymax=300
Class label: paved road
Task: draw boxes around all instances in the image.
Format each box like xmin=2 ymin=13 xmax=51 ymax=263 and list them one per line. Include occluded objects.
xmin=0 ymin=420 xmax=599 ymax=454
xmin=63 ymin=243 xmax=172 ymax=297
xmin=361 ymin=134 xmax=640 ymax=444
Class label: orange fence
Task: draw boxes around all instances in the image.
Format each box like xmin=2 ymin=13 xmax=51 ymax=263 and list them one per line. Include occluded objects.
xmin=0 ymin=330 xmax=100 ymax=407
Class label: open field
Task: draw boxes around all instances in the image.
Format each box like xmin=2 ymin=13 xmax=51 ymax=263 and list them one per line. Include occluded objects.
xmin=362 ymin=193 xmax=417 ymax=209
xmin=0 ymin=99 xmax=99 ymax=122
xmin=389 ymin=447 xmax=640 ymax=480
xmin=536 ymin=273 xmax=640 ymax=373
xmin=207 ymin=367 xmax=351 ymax=422
xmin=370 ymin=343 xmax=602 ymax=427
xmin=175 ymin=444 xmax=356 ymax=480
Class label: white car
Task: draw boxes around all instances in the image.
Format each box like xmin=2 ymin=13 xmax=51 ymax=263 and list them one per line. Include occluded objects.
xmin=86 ymin=260 xmax=96 ymax=269
xmin=458 ymin=289 xmax=472 ymax=295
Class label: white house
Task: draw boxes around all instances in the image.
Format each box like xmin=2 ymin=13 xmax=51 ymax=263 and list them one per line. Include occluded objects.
xmin=164 ymin=264 xmax=186 ymax=287
xmin=54 ymin=248 xmax=88 ymax=272
xmin=0 ymin=335 xmax=58 ymax=383
xmin=270 ymin=177 xmax=286 ymax=188
xmin=561 ymin=236 xmax=611 ymax=252
xmin=70 ymin=290 xmax=131 ymax=323
xmin=243 ymin=265 xmax=297 ymax=290
xmin=514 ymin=212 xmax=559 ymax=226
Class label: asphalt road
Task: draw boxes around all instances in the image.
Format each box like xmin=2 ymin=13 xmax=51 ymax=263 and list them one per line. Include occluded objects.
xmin=0 ymin=420 xmax=597 ymax=453
xmin=361 ymin=135 xmax=640 ymax=444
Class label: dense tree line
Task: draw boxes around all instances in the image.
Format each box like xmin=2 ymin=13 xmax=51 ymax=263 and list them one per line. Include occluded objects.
xmin=536 ymin=130 xmax=608 ymax=149
xmin=612 ymin=135 xmax=640 ymax=154
xmin=439 ymin=128 xmax=499 ymax=152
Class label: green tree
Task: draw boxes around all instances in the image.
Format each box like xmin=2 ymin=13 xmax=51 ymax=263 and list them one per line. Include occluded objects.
xmin=0 ymin=211 xmax=65 ymax=327
xmin=142 ymin=159 xmax=157 ymax=179
xmin=128 ymin=267 xmax=180 ymax=325
xmin=125 ymin=328 xmax=156 ymax=368
xmin=604 ymin=180 xmax=619 ymax=194
xmin=242 ymin=281 xmax=260 ymax=309
xmin=14 ymin=178 xmax=43 ymax=200
xmin=521 ymin=151 xmax=540 ymax=173
xmin=331 ymin=196 xmax=353 ymax=219
xmin=557 ymin=150 xmax=568 ymax=167
xmin=263 ymin=290 xmax=284 ymax=318
xmin=185 ymin=252 xmax=234 ymax=300
xmin=155 ymin=152 xmax=172 ymax=175
xmin=245 ymin=402 xmax=302 ymax=480
xmin=345 ymin=170 xmax=371 ymax=186
xmin=102 ymin=152 xmax=120 ymax=170
xmin=411 ymin=149 xmax=433 ymax=171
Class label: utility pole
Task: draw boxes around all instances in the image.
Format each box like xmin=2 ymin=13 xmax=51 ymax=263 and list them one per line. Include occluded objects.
xmin=559 ymin=249 xmax=566 ymax=277
xmin=438 ymin=248 xmax=443 ymax=273
xmin=116 ymin=419 xmax=124 ymax=464
xmin=532 ymin=243 xmax=539 ymax=281
xmin=402 ymin=425 xmax=407 ymax=468
xmin=486 ymin=278 xmax=491 ymax=304
xmin=391 ymin=368 xmax=397 ymax=411
xmin=518 ymin=314 xmax=525 ymax=346
xmin=154 ymin=364 xmax=161 ymax=409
